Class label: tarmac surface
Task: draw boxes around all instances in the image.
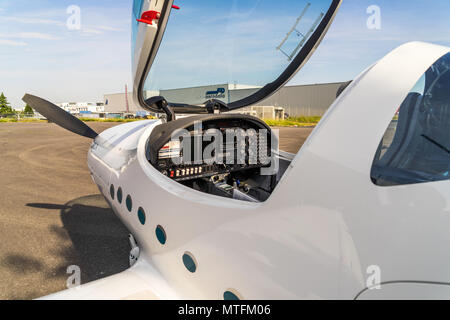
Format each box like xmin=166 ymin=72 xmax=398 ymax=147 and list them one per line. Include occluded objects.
xmin=0 ymin=122 xmax=313 ymax=300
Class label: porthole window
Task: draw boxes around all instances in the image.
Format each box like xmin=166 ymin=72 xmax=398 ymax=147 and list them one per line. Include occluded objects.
xmin=126 ymin=195 xmax=133 ymax=212
xmin=137 ymin=207 xmax=146 ymax=225
xmin=182 ymin=252 xmax=197 ymax=273
xmin=371 ymin=52 xmax=450 ymax=186
xmin=110 ymin=185 xmax=115 ymax=200
xmin=223 ymin=290 xmax=241 ymax=301
xmin=117 ymin=187 xmax=123 ymax=204
xmin=156 ymin=225 xmax=167 ymax=245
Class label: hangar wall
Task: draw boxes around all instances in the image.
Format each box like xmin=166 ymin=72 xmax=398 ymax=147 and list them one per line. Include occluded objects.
xmin=232 ymin=82 xmax=346 ymax=117
xmin=161 ymin=84 xmax=260 ymax=106
xmin=103 ymin=92 xmax=141 ymax=113
xmin=104 ymin=82 xmax=347 ymax=117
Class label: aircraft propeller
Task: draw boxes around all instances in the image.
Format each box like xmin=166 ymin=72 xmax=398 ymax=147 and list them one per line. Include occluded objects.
xmin=22 ymin=94 xmax=98 ymax=139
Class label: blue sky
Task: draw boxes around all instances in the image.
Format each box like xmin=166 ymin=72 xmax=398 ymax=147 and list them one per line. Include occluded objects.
xmin=2 ymin=0 xmax=450 ymax=108
xmin=0 ymin=0 xmax=132 ymax=108
xmin=145 ymin=0 xmax=334 ymax=93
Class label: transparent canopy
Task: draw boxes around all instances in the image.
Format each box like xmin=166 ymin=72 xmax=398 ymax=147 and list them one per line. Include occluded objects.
xmin=135 ymin=0 xmax=335 ymax=108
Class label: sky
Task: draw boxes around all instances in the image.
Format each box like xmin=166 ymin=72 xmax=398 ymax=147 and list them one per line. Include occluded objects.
xmin=0 ymin=0 xmax=132 ymax=108
xmin=145 ymin=0 xmax=334 ymax=94
xmin=2 ymin=0 xmax=450 ymax=108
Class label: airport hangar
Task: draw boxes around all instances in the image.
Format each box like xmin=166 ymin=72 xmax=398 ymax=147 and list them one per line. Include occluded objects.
xmin=103 ymin=81 xmax=348 ymax=119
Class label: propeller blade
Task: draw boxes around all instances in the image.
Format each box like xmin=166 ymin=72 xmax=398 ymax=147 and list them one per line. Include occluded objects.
xmin=22 ymin=94 xmax=98 ymax=139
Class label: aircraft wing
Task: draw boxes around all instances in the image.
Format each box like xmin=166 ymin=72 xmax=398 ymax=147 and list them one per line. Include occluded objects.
xmin=39 ymin=259 xmax=179 ymax=300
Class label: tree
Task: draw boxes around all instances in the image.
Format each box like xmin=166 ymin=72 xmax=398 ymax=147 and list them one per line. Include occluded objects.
xmin=23 ymin=104 xmax=34 ymax=115
xmin=0 ymin=93 xmax=14 ymax=115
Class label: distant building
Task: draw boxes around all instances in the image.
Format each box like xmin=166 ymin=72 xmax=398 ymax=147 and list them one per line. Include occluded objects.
xmin=58 ymin=102 xmax=105 ymax=114
xmin=159 ymin=83 xmax=261 ymax=106
xmin=103 ymin=92 xmax=141 ymax=113
xmin=103 ymin=82 xmax=348 ymax=118
xmin=236 ymin=82 xmax=346 ymax=117
xmin=234 ymin=106 xmax=285 ymax=120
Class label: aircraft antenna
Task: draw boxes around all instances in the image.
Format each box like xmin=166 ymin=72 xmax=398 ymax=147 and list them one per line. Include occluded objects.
xmin=276 ymin=3 xmax=325 ymax=62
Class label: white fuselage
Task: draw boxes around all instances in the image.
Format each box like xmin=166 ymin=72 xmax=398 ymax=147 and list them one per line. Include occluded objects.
xmin=43 ymin=42 xmax=450 ymax=300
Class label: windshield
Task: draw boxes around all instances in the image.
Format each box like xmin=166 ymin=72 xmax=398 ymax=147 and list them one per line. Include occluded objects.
xmin=142 ymin=0 xmax=334 ymax=106
xmin=371 ymin=52 xmax=450 ymax=186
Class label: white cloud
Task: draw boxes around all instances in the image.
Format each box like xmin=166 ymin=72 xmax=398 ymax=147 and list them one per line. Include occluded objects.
xmin=97 ymin=25 xmax=122 ymax=32
xmin=81 ymin=27 xmax=103 ymax=35
xmin=0 ymin=16 xmax=65 ymax=26
xmin=0 ymin=39 xmax=27 ymax=46
xmin=81 ymin=25 xmax=122 ymax=35
xmin=0 ymin=32 xmax=60 ymax=40
xmin=19 ymin=32 xmax=61 ymax=40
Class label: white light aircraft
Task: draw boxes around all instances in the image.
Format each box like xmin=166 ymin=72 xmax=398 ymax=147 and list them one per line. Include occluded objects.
xmin=23 ymin=0 xmax=450 ymax=299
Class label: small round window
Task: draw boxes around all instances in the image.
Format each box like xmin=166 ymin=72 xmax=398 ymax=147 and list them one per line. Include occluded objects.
xmin=156 ymin=225 xmax=167 ymax=245
xmin=110 ymin=185 xmax=115 ymax=200
xmin=117 ymin=187 xmax=123 ymax=204
xmin=137 ymin=207 xmax=146 ymax=225
xmin=223 ymin=290 xmax=241 ymax=301
xmin=126 ymin=195 xmax=133 ymax=212
xmin=182 ymin=252 xmax=197 ymax=273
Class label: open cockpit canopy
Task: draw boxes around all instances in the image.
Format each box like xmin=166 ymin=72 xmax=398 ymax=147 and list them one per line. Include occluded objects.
xmin=132 ymin=0 xmax=342 ymax=114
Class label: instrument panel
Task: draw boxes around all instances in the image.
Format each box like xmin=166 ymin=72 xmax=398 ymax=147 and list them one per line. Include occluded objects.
xmin=147 ymin=114 xmax=273 ymax=182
